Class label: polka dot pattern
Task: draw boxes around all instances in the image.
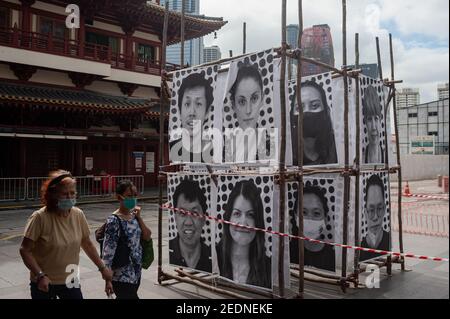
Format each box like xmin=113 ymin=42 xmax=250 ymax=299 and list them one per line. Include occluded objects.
xmin=167 ymin=174 xmax=213 ymax=247
xmin=215 ymin=175 xmax=274 ymax=258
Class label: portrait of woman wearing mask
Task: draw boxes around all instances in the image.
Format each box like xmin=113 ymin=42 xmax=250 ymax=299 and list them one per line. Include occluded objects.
xmin=290 ymin=81 xmax=338 ymax=166
xmin=217 ymin=180 xmax=271 ymax=289
xmin=290 ymin=184 xmax=336 ymax=272
xmin=363 ymin=85 xmax=385 ymax=164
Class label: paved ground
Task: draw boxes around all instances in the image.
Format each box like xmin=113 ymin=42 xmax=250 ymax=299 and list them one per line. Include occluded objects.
xmin=0 ymin=180 xmax=448 ymax=299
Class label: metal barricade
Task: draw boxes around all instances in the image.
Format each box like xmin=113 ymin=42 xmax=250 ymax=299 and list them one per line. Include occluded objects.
xmin=75 ymin=176 xmax=112 ymax=198
xmin=0 ymin=175 xmax=145 ymax=203
xmin=0 ymin=178 xmax=26 ymax=202
xmin=27 ymin=177 xmax=47 ymax=201
xmin=392 ymin=202 xmax=449 ymax=238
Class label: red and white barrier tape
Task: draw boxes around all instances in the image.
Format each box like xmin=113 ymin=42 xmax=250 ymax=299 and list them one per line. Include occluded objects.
xmin=403 ymin=193 xmax=449 ymax=201
xmin=162 ymin=204 xmax=449 ymax=263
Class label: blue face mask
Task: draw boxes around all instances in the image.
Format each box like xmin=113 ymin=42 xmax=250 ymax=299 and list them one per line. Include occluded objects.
xmin=123 ymin=198 xmax=137 ymax=210
xmin=58 ymin=198 xmax=76 ymax=211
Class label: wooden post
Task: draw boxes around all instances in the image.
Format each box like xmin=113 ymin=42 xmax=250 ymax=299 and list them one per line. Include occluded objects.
xmin=353 ymin=32 xmax=361 ymax=286
xmin=243 ymin=22 xmax=247 ymax=54
xmin=376 ymin=36 xmax=393 ymax=276
xmin=181 ymin=0 xmax=186 ymax=68
xmin=389 ymin=33 xmax=405 ymax=271
xmin=296 ymin=0 xmax=305 ymax=299
xmin=277 ymin=0 xmax=288 ymax=298
xmin=340 ymin=0 xmax=351 ymax=292
xmin=158 ymin=1 xmax=170 ymax=285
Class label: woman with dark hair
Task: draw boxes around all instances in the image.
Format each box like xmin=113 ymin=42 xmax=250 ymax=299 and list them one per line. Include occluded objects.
xmin=217 ymin=180 xmax=271 ymax=289
xmin=230 ymin=64 xmax=264 ymax=131
xmin=102 ymin=180 xmax=152 ymax=299
xmin=19 ymin=170 xmax=113 ymax=299
xmin=363 ymin=85 xmax=384 ymax=164
xmin=290 ymin=80 xmax=338 ymax=166
xmin=225 ymin=63 xmax=274 ymax=162
xmin=290 ymin=184 xmax=336 ymax=272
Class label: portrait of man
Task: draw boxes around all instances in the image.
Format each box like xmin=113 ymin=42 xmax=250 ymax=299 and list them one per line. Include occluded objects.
xmin=170 ymin=73 xmax=214 ymax=163
xmin=290 ymin=81 xmax=338 ymax=167
xmin=362 ymin=85 xmax=385 ymax=164
xmin=169 ymin=179 xmax=212 ymax=273
xmin=360 ymin=174 xmax=390 ymax=261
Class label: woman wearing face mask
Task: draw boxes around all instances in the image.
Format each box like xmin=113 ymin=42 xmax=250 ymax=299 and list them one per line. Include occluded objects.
xmin=363 ymin=85 xmax=385 ymax=164
xmin=290 ymin=81 xmax=338 ymax=166
xmin=290 ymin=185 xmax=336 ymax=272
xmin=19 ymin=170 xmax=113 ymax=299
xmin=217 ymin=180 xmax=271 ymax=289
xmin=102 ymin=180 xmax=152 ymax=299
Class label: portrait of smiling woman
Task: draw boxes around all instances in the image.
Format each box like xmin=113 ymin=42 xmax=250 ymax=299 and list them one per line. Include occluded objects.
xmin=216 ymin=180 xmax=271 ymax=289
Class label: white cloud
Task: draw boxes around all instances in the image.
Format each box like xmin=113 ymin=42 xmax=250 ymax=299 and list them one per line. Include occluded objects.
xmin=201 ymin=0 xmax=449 ymax=103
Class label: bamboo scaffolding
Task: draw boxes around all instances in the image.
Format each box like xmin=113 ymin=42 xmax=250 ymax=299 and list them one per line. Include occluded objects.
xmin=389 ymin=33 xmax=406 ymax=271
xmin=277 ymin=0 xmax=288 ymax=298
xmin=340 ymin=0 xmax=351 ymax=294
xmin=296 ymin=0 xmax=305 ymax=300
xmin=157 ymin=1 xmax=170 ymax=285
xmin=156 ymin=0 xmax=405 ymax=299
xmin=353 ymin=32 xmax=361 ymax=287
xmin=376 ymin=36 xmax=393 ymax=276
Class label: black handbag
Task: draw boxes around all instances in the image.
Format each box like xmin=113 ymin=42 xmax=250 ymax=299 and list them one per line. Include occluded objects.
xmin=112 ymin=215 xmax=131 ymax=269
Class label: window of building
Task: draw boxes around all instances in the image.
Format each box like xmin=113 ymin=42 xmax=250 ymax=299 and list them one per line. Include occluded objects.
xmin=428 ymin=111 xmax=438 ymax=117
xmin=0 ymin=7 xmax=10 ymax=29
xmin=428 ymin=132 xmax=438 ymax=136
xmin=408 ymin=113 xmax=418 ymax=118
xmin=39 ymin=17 xmax=66 ymax=39
xmin=136 ymin=43 xmax=156 ymax=63
xmin=85 ymin=31 xmax=119 ymax=54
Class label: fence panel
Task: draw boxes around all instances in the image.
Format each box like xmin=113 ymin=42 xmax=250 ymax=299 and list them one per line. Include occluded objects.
xmin=0 ymin=178 xmax=26 ymax=202
xmin=27 ymin=177 xmax=47 ymax=201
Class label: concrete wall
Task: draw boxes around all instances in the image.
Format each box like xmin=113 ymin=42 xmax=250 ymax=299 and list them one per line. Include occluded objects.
xmin=391 ymin=155 xmax=449 ymax=181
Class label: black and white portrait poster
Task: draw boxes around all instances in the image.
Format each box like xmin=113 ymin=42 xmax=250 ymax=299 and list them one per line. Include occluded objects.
xmin=287 ymin=73 xmax=355 ymax=167
xmin=360 ymin=75 xmax=387 ymax=166
xmin=169 ymin=65 xmax=221 ymax=164
xmin=167 ymin=174 xmax=216 ymax=273
xmin=214 ymin=175 xmax=276 ymax=290
xmin=222 ymin=49 xmax=279 ymax=164
xmin=287 ymin=175 xmax=345 ymax=274
xmin=359 ymin=172 xmax=391 ymax=262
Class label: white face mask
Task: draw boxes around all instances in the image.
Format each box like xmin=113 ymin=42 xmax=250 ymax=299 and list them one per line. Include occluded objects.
xmin=304 ymin=220 xmax=325 ymax=240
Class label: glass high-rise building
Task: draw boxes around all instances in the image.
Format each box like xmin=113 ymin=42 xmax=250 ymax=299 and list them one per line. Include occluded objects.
xmin=287 ymin=24 xmax=299 ymax=49
xmin=160 ymin=0 xmax=204 ymax=67
xmin=301 ymin=24 xmax=335 ymax=76
xmin=203 ymin=45 xmax=221 ymax=63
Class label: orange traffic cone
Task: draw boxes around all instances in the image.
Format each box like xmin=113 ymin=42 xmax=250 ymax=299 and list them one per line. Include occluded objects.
xmin=403 ymin=182 xmax=411 ymax=196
